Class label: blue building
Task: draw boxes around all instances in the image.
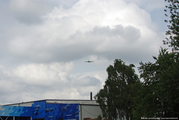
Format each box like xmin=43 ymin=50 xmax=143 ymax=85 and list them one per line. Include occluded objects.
xmin=0 ymin=99 xmax=102 ymax=120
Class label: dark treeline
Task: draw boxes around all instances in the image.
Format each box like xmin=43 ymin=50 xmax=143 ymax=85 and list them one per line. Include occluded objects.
xmin=95 ymin=0 xmax=179 ymax=120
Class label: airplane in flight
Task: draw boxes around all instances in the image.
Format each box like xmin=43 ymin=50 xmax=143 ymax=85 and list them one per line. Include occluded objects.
xmin=85 ymin=60 xmax=94 ymax=63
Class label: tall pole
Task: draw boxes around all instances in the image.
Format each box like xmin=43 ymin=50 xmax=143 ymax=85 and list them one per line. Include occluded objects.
xmin=90 ymin=92 xmax=92 ymax=100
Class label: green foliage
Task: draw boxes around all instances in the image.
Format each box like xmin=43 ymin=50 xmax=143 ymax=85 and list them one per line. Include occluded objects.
xmin=135 ymin=1 xmax=179 ymax=118
xmin=135 ymin=1 xmax=179 ymax=117
xmin=96 ymin=1 xmax=179 ymax=119
xmin=131 ymin=80 xmax=143 ymax=120
xmin=164 ymin=0 xmax=179 ymax=50
xmin=138 ymin=48 xmax=179 ymax=117
xmin=95 ymin=59 xmax=139 ymax=120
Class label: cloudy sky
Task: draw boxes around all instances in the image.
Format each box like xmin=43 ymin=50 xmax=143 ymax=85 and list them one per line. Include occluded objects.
xmin=0 ymin=0 xmax=167 ymax=104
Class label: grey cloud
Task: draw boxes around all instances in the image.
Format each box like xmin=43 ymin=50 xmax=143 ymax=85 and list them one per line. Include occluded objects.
xmin=5 ymin=25 xmax=142 ymax=64
xmin=125 ymin=0 xmax=165 ymax=12
xmin=8 ymin=0 xmax=79 ymax=25
xmin=70 ymin=76 xmax=101 ymax=96
xmin=13 ymin=13 xmax=44 ymax=25
xmin=91 ymin=25 xmax=141 ymax=42
xmin=0 ymin=0 xmax=164 ymax=104
xmin=72 ymin=76 xmax=101 ymax=87
xmin=9 ymin=0 xmax=51 ymax=25
xmin=5 ymin=25 xmax=141 ymax=63
xmin=7 ymin=41 xmax=94 ymax=63
xmin=48 ymin=0 xmax=79 ymax=9
xmin=97 ymin=47 xmax=157 ymax=65
xmin=0 ymin=72 xmax=65 ymax=104
xmin=0 ymin=69 xmax=100 ymax=104
xmin=0 ymin=69 xmax=23 ymax=104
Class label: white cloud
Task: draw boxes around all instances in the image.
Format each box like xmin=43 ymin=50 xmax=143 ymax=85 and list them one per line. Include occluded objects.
xmin=81 ymin=76 xmax=99 ymax=85
xmin=43 ymin=88 xmax=81 ymax=99
xmin=0 ymin=61 xmax=102 ymax=104
xmin=5 ymin=0 xmax=162 ymax=63
xmin=12 ymin=62 xmax=74 ymax=85
xmin=0 ymin=0 xmax=165 ymax=104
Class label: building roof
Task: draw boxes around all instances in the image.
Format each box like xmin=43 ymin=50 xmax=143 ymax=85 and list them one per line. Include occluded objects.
xmin=1 ymin=99 xmax=99 ymax=107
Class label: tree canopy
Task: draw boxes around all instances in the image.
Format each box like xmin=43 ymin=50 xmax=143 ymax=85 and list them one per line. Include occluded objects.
xmin=95 ymin=0 xmax=179 ymax=119
xmin=164 ymin=0 xmax=179 ymax=50
xmin=138 ymin=48 xmax=179 ymax=117
xmin=95 ymin=59 xmax=139 ymax=120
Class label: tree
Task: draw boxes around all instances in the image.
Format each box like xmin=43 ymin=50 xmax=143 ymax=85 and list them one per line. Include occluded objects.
xmin=135 ymin=0 xmax=179 ymax=118
xmin=138 ymin=48 xmax=179 ymax=117
xmin=131 ymin=80 xmax=145 ymax=119
xmin=94 ymin=59 xmax=139 ymax=120
xmin=164 ymin=0 xmax=179 ymax=50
